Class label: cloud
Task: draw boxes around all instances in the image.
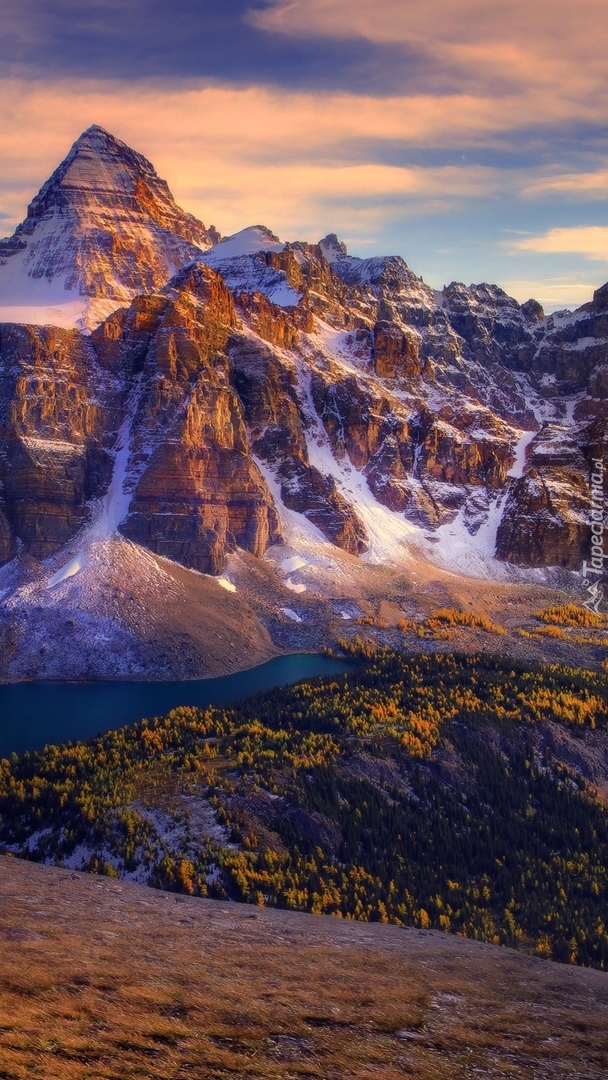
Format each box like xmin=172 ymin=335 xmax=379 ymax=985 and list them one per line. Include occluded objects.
xmin=1 ymin=2 xmax=607 ymax=198
xmin=496 ymin=277 xmax=601 ymax=309
xmin=0 ymin=0 xmax=425 ymax=93
xmin=2 ymin=0 xmax=608 ymax=120
xmin=0 ymin=70 xmax=606 ymax=314
xmin=252 ymin=0 xmax=608 ymax=64
xmin=510 ymin=226 xmax=608 ymax=261
xmin=252 ymin=1 xmax=608 ymax=115
xmin=0 ymin=79 xmax=504 ymax=241
xmin=523 ymin=170 xmax=608 ymax=199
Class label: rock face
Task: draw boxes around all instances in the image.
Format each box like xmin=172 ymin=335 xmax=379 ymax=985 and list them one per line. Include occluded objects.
xmin=279 ymin=463 xmax=369 ymax=555
xmin=496 ymin=422 xmax=605 ymax=568
xmin=93 ymin=265 xmax=281 ymax=574
xmin=0 ymin=126 xmax=219 ymax=330
xmin=372 ymin=321 xmax=421 ymax=379
xmin=0 ymin=322 xmax=117 ymax=561
xmin=0 ymin=128 xmax=606 ymax=580
xmin=0 ymin=267 xmax=281 ymax=575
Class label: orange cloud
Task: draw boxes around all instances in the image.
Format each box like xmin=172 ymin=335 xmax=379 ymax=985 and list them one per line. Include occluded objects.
xmin=0 ymin=79 xmax=508 ymax=238
xmin=511 ymin=227 xmax=608 ymax=261
xmin=251 ymin=0 xmax=608 ymax=59
xmin=523 ymin=171 xmax=608 ymax=198
xmin=0 ymin=74 xmax=605 ymax=314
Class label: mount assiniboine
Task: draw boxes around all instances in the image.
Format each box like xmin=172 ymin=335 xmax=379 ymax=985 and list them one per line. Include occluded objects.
xmin=0 ymin=125 xmax=604 ymax=680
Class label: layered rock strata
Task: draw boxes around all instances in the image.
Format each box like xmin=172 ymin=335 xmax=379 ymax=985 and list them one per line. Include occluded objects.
xmin=93 ymin=266 xmax=281 ymax=574
xmin=0 ymin=322 xmax=117 ymax=562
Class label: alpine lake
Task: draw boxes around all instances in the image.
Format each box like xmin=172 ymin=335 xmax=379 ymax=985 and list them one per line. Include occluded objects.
xmin=0 ymin=654 xmax=352 ymax=758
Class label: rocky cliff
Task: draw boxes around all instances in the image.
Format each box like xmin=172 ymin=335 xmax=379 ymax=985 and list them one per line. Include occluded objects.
xmin=0 ymin=127 xmax=605 ymax=615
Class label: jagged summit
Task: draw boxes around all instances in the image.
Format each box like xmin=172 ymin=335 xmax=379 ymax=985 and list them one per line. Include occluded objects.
xmin=318 ymin=233 xmax=348 ymax=262
xmin=0 ymin=125 xmax=219 ymax=331
xmin=27 ymin=126 xmax=188 ymax=221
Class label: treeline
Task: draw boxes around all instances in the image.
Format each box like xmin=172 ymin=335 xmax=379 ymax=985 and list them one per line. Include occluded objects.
xmin=1 ymin=644 xmax=608 ymax=968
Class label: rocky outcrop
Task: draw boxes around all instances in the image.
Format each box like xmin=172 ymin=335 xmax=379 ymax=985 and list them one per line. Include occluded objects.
xmin=0 ymin=322 xmax=117 ymax=559
xmin=310 ymin=369 xmax=396 ymax=469
xmin=372 ymin=321 xmax=421 ymax=379
xmin=441 ymin=282 xmax=537 ymax=369
xmin=0 ymin=266 xmax=283 ymax=577
xmin=496 ymin=469 xmax=589 ymax=569
xmin=229 ymin=335 xmax=307 ymax=463
xmin=229 ymin=332 xmax=368 ymax=551
xmin=496 ymin=426 xmax=593 ymax=568
xmin=98 ymin=266 xmax=281 ymax=574
xmin=416 ymin=417 xmax=511 ymax=490
xmin=279 ymin=462 xmax=368 ymax=555
xmin=237 ymin=291 xmax=314 ymax=349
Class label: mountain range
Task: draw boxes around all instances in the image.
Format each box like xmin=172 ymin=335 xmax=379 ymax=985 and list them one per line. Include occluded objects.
xmin=0 ymin=125 xmax=605 ymax=680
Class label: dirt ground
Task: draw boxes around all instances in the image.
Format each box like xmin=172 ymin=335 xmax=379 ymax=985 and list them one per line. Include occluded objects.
xmin=1 ymin=855 xmax=607 ymax=1079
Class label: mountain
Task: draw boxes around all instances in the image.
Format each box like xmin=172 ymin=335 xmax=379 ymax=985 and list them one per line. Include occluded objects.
xmin=0 ymin=125 xmax=219 ymax=331
xmin=0 ymin=128 xmax=605 ymax=679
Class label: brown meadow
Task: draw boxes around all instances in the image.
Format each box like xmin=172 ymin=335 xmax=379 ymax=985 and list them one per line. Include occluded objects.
xmin=1 ymin=855 xmax=608 ymax=1079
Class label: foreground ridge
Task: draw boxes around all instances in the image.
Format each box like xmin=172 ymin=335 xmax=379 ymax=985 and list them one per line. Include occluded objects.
xmin=1 ymin=855 xmax=607 ymax=1079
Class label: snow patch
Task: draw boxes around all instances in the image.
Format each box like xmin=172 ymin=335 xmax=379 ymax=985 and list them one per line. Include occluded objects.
xmin=281 ymin=607 xmax=302 ymax=622
xmin=507 ymin=429 xmax=536 ymax=479
xmin=48 ymin=554 xmax=83 ymax=588
xmin=217 ymin=577 xmax=236 ymax=593
xmin=263 ymin=280 xmax=301 ymax=306
xmin=21 ymin=436 xmax=85 ymax=455
xmin=281 ymin=555 xmax=307 ymax=572
xmin=91 ymin=415 xmax=134 ymax=540
xmin=428 ymin=494 xmax=510 ymax=580
xmin=285 ymin=579 xmax=306 ymax=593
xmin=45 ymin=392 xmax=139 ymax=589
xmin=201 ymin=225 xmax=284 ymax=263
xmin=253 ymin=455 xmax=330 ymax=549
xmin=311 ymin=321 xmax=370 ymax=375
xmin=293 ymin=358 xmax=417 ymax=564
xmin=198 ymin=227 xmax=303 ymax=308
xmin=0 ymin=214 xmax=130 ymax=331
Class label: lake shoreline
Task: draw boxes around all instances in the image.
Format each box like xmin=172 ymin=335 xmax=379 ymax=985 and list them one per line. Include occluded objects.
xmin=0 ymin=652 xmax=353 ymax=758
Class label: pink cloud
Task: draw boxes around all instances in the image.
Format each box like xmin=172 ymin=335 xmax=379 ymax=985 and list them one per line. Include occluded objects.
xmin=251 ymin=1 xmax=608 ymax=108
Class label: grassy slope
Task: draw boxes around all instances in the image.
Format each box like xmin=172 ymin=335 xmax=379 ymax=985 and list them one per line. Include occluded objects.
xmin=1 ymin=855 xmax=608 ymax=1080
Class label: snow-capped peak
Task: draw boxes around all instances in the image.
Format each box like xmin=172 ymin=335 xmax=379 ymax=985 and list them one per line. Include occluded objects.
xmin=28 ymin=126 xmax=168 ymax=210
xmin=201 ymin=225 xmax=284 ymax=265
xmin=0 ymin=125 xmax=218 ymax=332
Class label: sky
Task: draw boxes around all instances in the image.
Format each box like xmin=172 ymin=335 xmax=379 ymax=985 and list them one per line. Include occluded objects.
xmin=1 ymin=0 xmax=607 ymax=310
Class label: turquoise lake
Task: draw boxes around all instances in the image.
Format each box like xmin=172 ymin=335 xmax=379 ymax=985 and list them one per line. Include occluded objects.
xmin=0 ymin=654 xmax=352 ymax=757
